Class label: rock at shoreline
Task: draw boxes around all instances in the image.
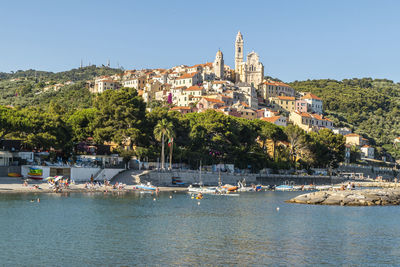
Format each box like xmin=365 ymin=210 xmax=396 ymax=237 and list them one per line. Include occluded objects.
xmin=286 ymin=188 xmax=400 ymax=206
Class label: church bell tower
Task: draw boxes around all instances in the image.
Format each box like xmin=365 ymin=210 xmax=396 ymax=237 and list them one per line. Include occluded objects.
xmin=235 ymin=31 xmax=244 ymax=81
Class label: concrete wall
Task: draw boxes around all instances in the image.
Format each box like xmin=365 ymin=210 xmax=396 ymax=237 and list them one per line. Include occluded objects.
xmin=70 ymin=167 xmax=101 ymax=182
xmin=139 ymin=170 xmax=345 ymax=186
xmin=0 ymin=166 xmax=21 ymax=177
xmin=21 ymin=165 xmax=50 ymax=179
xmin=93 ymin=168 xmax=125 ymax=181
xmin=20 ymin=165 xmax=124 ymax=182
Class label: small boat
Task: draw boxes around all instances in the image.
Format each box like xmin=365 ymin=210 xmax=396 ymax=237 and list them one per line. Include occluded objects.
xmin=134 ymin=182 xmax=156 ymax=191
xmin=223 ymin=184 xmax=238 ymax=192
xmin=172 ymin=177 xmax=185 ymax=186
xmin=275 ymin=184 xmax=294 ymax=191
xmin=8 ymin=173 xmax=22 ymax=177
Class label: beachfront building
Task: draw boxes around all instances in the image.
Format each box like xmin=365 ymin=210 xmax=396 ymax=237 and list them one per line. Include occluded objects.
xmin=289 ymin=111 xmax=334 ymax=132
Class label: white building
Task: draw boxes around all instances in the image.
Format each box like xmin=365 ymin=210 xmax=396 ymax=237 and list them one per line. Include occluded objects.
xmin=235 ymin=31 xmax=264 ymax=87
xmin=301 ymin=93 xmax=323 ymax=114
xmin=361 ymin=145 xmax=375 ymax=159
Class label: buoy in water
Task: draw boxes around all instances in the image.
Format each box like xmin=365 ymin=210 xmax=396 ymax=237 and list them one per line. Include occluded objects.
xmin=153 ymin=198 xmax=156 ymax=201
xmin=191 ymin=196 xmax=194 ymax=199
xmin=197 ymin=201 xmax=200 ymax=205
xmin=169 ymin=195 xmax=172 ymax=199
xmin=276 ymin=207 xmax=280 ymax=211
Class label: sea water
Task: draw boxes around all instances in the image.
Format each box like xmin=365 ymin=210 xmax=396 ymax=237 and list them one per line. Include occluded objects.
xmin=1 ymin=191 xmax=399 ymax=266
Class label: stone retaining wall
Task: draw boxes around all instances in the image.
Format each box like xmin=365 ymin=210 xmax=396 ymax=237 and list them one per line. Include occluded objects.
xmin=140 ymin=170 xmax=345 ymax=186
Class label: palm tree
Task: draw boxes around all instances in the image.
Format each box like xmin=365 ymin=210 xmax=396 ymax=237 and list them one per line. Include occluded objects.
xmin=154 ymin=119 xmax=174 ymax=170
xmin=285 ymin=125 xmax=310 ymax=169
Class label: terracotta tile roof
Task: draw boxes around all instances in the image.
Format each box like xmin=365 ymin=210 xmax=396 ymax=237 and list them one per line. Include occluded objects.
xmin=345 ymin=133 xmax=361 ymax=137
xmin=277 ymin=96 xmax=295 ymax=101
xmin=202 ymin=97 xmax=224 ymax=104
xmin=263 ymin=81 xmax=291 ymax=87
xmin=185 ymin=86 xmax=204 ymax=91
xmin=212 ymin=81 xmax=228 ymax=84
xmin=302 ymin=93 xmax=322 ymax=101
xmin=176 ymin=72 xmax=198 ymax=80
xmin=362 ymin=145 xmax=371 ymax=148
xmin=171 ymin=106 xmax=192 ymax=110
xmin=261 ymin=116 xmax=282 ymax=123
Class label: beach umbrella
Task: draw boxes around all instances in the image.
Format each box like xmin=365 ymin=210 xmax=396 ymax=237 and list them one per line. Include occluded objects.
xmin=54 ymin=176 xmax=63 ymax=182
xmin=45 ymin=177 xmax=55 ymax=181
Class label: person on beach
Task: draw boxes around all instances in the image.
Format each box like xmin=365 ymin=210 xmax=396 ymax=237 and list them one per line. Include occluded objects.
xmin=347 ymin=182 xmax=352 ymax=190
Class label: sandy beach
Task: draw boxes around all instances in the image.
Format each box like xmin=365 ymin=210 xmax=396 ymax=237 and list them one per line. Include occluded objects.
xmin=0 ymin=177 xmax=187 ymax=194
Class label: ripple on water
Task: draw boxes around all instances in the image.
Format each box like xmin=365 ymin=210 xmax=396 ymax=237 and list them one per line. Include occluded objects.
xmin=1 ymin=192 xmax=400 ymax=265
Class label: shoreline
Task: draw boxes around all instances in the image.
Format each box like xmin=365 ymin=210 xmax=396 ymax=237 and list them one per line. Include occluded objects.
xmin=0 ymin=178 xmax=188 ymax=194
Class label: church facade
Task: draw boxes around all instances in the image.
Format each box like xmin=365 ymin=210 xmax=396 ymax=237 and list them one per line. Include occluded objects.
xmin=234 ymin=31 xmax=264 ymax=86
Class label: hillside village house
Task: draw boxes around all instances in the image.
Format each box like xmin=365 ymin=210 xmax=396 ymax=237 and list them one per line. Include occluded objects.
xmin=173 ymin=72 xmax=202 ymax=88
xmin=289 ymin=111 xmax=333 ymax=132
xmin=123 ymin=76 xmax=146 ymax=90
xmin=197 ymin=97 xmax=225 ymax=112
xmin=344 ymin=133 xmax=368 ymax=147
xmin=217 ymin=106 xmax=242 ymax=117
xmin=170 ymin=106 xmax=194 ymax=114
xmin=93 ymin=78 xmax=119 ymax=93
xmin=257 ymin=108 xmax=279 ymax=118
xmin=295 ymin=99 xmax=308 ymax=113
xmin=394 ymin=137 xmax=400 ymax=147
xmin=269 ymin=96 xmax=296 ymax=113
xmin=301 ymin=93 xmax=323 ymax=114
xmin=259 ymin=81 xmax=295 ymax=99
xmin=333 ymin=127 xmax=352 ymax=136
xmin=261 ymin=115 xmax=287 ymax=127
xmin=361 ymin=145 xmax=375 ymax=159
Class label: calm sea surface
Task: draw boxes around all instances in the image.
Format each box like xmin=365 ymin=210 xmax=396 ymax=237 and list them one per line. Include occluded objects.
xmin=1 ymin=191 xmax=400 ymax=266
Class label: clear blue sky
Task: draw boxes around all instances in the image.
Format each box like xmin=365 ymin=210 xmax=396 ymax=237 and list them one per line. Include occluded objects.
xmin=1 ymin=0 xmax=399 ymax=82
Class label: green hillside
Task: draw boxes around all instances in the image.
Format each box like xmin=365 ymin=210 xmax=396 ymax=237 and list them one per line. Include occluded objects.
xmin=290 ymin=78 xmax=400 ymax=159
xmin=0 ymin=66 xmax=122 ymax=109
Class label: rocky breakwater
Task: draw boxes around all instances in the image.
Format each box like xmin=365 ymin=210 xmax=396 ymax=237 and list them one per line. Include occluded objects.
xmin=286 ymin=188 xmax=400 ymax=206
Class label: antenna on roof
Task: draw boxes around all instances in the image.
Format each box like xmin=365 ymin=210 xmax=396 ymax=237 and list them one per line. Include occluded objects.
xmin=80 ymin=59 xmax=83 ymax=68
xmin=107 ymin=59 xmax=110 ymax=67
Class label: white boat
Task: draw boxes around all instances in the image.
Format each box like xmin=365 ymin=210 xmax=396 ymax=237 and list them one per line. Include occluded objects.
xmin=134 ymin=182 xmax=156 ymax=191
xmin=275 ymin=184 xmax=294 ymax=191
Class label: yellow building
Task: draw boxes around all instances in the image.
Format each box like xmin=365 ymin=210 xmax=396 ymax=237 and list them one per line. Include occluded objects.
xmin=269 ymin=96 xmax=296 ymax=113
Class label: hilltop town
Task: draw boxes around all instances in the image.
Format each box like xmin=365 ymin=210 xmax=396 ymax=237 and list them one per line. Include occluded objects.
xmin=88 ymin=32 xmax=378 ymax=162
xmin=0 ymin=32 xmax=399 ymax=178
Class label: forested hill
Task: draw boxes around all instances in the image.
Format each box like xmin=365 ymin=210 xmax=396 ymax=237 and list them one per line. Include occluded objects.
xmin=0 ymin=66 xmax=122 ymax=109
xmin=0 ymin=65 xmax=122 ymax=81
xmin=290 ymin=78 xmax=400 ymax=158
